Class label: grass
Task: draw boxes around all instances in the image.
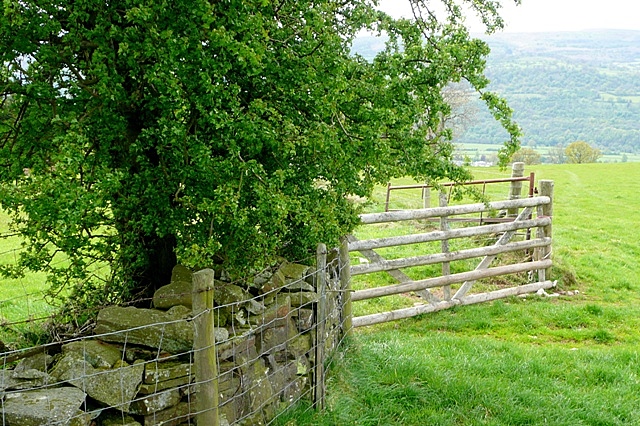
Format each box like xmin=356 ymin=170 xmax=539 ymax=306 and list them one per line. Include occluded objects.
xmin=3 ymin=163 xmax=640 ymax=423
xmin=276 ymin=162 xmax=640 ymax=425
xmin=455 ymin=142 xmax=640 ymax=163
xmin=0 ymin=214 xmax=56 ymax=345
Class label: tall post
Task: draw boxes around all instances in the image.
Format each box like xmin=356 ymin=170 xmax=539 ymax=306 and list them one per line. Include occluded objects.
xmin=537 ymin=180 xmax=554 ymax=281
xmin=314 ymin=244 xmax=327 ymax=410
xmin=385 ymin=182 xmax=392 ymax=212
xmin=440 ymin=192 xmax=451 ymax=300
xmin=192 ymin=269 xmax=219 ymax=426
xmin=339 ymin=237 xmax=353 ymax=337
xmin=507 ymin=162 xmax=525 ymax=217
xmin=422 ymin=184 xmax=431 ymax=209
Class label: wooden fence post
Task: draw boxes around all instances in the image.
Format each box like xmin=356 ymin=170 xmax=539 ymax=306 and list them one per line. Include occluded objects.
xmin=385 ymin=182 xmax=392 ymax=212
xmin=192 ymin=269 xmax=219 ymax=426
xmin=423 ymin=184 xmax=431 ymax=209
xmin=339 ymin=237 xmax=353 ymax=337
xmin=537 ymin=180 xmax=554 ymax=280
xmin=508 ymin=162 xmax=525 ymax=217
xmin=314 ymin=244 xmax=327 ymax=410
xmin=439 ymin=192 xmax=451 ymax=300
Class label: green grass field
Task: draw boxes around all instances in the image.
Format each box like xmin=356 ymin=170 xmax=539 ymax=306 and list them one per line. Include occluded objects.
xmin=276 ymin=162 xmax=640 ymax=425
xmin=456 ymin=142 xmax=640 ymax=164
xmin=3 ymin=163 xmax=640 ymax=424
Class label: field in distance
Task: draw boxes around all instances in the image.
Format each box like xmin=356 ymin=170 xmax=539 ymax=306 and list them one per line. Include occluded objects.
xmin=456 ymin=142 xmax=640 ymax=164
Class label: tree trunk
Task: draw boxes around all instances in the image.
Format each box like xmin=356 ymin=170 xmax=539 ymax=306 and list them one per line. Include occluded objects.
xmin=135 ymin=233 xmax=177 ymax=307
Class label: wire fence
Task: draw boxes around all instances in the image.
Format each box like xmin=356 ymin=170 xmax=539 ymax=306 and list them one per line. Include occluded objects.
xmin=0 ymin=249 xmax=350 ymax=426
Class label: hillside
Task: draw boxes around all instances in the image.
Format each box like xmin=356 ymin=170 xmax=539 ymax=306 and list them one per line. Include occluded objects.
xmin=352 ymin=30 xmax=640 ymax=155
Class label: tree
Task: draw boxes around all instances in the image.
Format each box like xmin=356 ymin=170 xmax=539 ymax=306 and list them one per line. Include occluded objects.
xmin=565 ymin=141 xmax=602 ymax=164
xmin=511 ymin=147 xmax=541 ymax=165
xmin=1 ymin=0 xmax=521 ymax=307
xmin=547 ymin=144 xmax=566 ymax=164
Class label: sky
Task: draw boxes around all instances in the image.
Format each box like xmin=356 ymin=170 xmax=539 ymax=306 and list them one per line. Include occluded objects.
xmin=377 ymin=0 xmax=640 ymax=33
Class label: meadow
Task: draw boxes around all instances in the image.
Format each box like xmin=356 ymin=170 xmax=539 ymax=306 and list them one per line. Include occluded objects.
xmin=456 ymin=142 xmax=640 ymax=164
xmin=276 ymin=162 xmax=640 ymax=425
xmin=2 ymin=163 xmax=640 ymax=424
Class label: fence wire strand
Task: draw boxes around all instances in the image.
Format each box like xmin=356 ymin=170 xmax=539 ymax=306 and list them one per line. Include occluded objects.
xmin=0 ymin=254 xmax=348 ymax=425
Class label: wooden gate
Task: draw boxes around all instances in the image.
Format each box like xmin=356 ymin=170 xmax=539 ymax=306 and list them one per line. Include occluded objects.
xmin=339 ymin=180 xmax=554 ymax=329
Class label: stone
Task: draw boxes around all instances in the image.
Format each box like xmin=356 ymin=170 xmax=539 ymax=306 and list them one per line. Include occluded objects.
xmin=170 ymin=264 xmax=192 ymax=284
xmin=260 ymin=268 xmax=286 ymax=294
xmin=294 ymin=309 xmax=314 ymax=331
xmin=10 ymin=368 xmax=53 ymax=382
xmin=215 ymin=327 xmax=230 ymax=343
xmin=95 ymin=306 xmax=193 ymax=354
xmin=143 ymin=401 xmax=193 ymax=426
xmin=100 ymin=412 xmax=142 ymax=426
xmin=216 ymin=333 xmax=256 ymax=362
xmin=245 ymin=298 xmax=266 ymax=315
xmin=241 ymin=358 xmax=275 ymax=421
xmin=255 ymin=318 xmax=298 ymax=355
xmin=289 ymin=292 xmax=318 ymax=308
xmin=137 ymin=375 xmax=192 ymax=395
xmin=283 ymin=280 xmax=315 ymax=292
xmin=0 ymin=369 xmax=55 ymax=392
xmin=61 ymin=340 xmax=123 ymax=368
xmin=266 ymin=360 xmax=298 ymax=397
xmin=252 ymin=270 xmax=273 ymax=287
xmin=153 ymin=281 xmax=192 ymax=310
xmin=51 ymin=351 xmax=144 ymax=412
xmin=248 ymin=295 xmax=291 ymax=327
xmin=2 ymin=387 xmax=90 ymax=426
xmin=278 ymin=262 xmax=310 ymax=280
xmin=287 ymin=334 xmax=312 ymax=358
xmin=14 ymin=352 xmax=54 ymax=373
xmin=144 ymin=362 xmax=192 ymax=385
xmin=215 ymin=283 xmax=249 ymax=306
xmin=124 ymin=347 xmax=161 ymax=363
xmin=282 ymin=376 xmax=307 ymax=404
xmin=128 ymin=388 xmax=182 ymax=415
xmin=294 ymin=355 xmax=311 ymax=375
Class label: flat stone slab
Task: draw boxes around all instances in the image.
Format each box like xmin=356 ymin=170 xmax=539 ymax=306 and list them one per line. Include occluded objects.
xmin=51 ymin=351 xmax=144 ymax=412
xmin=94 ymin=306 xmax=193 ymax=354
xmin=2 ymin=387 xmax=90 ymax=426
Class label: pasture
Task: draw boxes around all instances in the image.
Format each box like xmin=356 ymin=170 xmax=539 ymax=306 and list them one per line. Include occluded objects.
xmin=456 ymin=142 xmax=640 ymax=164
xmin=277 ymin=162 xmax=640 ymax=425
xmin=2 ymin=163 xmax=640 ymax=424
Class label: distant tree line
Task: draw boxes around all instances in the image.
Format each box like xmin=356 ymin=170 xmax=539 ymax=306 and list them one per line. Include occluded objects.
xmin=511 ymin=141 xmax=601 ymax=165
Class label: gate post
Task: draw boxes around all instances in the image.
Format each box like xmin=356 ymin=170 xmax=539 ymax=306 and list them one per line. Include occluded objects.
xmin=537 ymin=180 xmax=554 ymax=280
xmin=314 ymin=244 xmax=327 ymax=410
xmin=508 ymin=162 xmax=525 ymax=217
xmin=339 ymin=237 xmax=353 ymax=337
xmin=440 ymin=192 xmax=451 ymax=300
xmin=192 ymin=269 xmax=219 ymax=426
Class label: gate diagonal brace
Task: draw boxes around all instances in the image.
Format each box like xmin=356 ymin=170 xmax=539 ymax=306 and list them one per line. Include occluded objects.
xmin=452 ymin=206 xmax=533 ymax=300
xmin=346 ymin=235 xmax=441 ymax=304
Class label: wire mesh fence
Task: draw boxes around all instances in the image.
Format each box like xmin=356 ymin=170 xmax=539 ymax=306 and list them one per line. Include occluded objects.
xmin=0 ymin=249 xmax=350 ymax=426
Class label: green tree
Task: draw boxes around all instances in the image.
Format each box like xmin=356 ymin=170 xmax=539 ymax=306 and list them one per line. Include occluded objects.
xmin=565 ymin=141 xmax=602 ymax=164
xmin=511 ymin=147 xmax=541 ymax=165
xmin=1 ymin=0 xmax=521 ymax=307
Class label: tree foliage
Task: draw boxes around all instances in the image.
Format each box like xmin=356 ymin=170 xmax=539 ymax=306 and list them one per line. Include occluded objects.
xmin=565 ymin=141 xmax=602 ymax=164
xmin=1 ymin=0 xmax=520 ymax=306
xmin=511 ymin=147 xmax=541 ymax=165
xmin=455 ymin=31 xmax=640 ymax=153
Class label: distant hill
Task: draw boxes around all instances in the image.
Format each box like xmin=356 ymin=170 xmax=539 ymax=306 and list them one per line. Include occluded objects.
xmin=352 ymin=30 xmax=640 ymax=154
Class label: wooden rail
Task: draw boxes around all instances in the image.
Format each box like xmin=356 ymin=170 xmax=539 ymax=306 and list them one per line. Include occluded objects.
xmin=384 ymin=167 xmax=535 ymax=212
xmin=344 ymin=183 xmax=554 ymax=328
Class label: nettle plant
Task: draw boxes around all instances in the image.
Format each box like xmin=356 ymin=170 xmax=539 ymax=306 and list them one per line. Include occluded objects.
xmin=1 ymin=0 xmax=520 ymax=309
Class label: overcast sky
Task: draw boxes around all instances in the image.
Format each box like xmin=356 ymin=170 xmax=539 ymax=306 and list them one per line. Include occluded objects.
xmin=377 ymin=0 xmax=640 ymax=33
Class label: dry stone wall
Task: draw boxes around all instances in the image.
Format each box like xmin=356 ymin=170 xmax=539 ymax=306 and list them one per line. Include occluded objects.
xmin=0 ymin=257 xmax=344 ymax=426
